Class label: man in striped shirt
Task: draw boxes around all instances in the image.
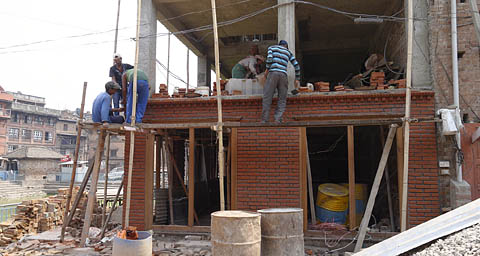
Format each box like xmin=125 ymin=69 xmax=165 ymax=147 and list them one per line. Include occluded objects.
xmin=261 ymin=40 xmax=301 ymax=123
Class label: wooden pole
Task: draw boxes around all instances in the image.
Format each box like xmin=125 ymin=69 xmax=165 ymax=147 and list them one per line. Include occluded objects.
xmin=60 ymin=82 xmax=87 ymax=243
xmin=125 ymin=0 xmax=142 ymax=229
xmin=186 ymin=49 xmax=190 ymax=91
xmin=80 ymin=130 xmax=106 ymax=247
xmin=162 ymin=140 xmax=167 ymax=188
xmin=188 ymin=128 xmax=195 ymax=227
xmin=102 ymin=133 xmax=111 ymax=227
xmin=347 ymin=125 xmax=356 ymax=230
xmin=100 ymin=178 xmax=124 ymax=239
xmin=379 ymin=127 xmax=395 ymax=231
xmin=156 ymin=136 xmax=161 ymax=190
xmin=167 ymin=136 xmax=174 ymax=224
xmin=62 ymin=158 xmax=95 ymax=234
xmin=226 ymin=133 xmax=232 ymax=210
xmin=396 ymin=127 xmax=405 ymax=228
xmin=401 ymin=0 xmax=414 ymax=232
xmin=305 ymin=137 xmax=316 ymax=225
xmin=210 ymin=0 xmax=226 ymax=211
xmin=354 ymin=125 xmax=397 ymax=252
xmin=113 ymin=0 xmax=121 ymax=54
xmin=167 ymin=33 xmax=171 ymax=91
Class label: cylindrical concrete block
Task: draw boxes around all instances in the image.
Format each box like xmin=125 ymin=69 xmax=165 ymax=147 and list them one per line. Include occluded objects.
xmin=258 ymin=208 xmax=304 ymax=256
xmin=211 ymin=210 xmax=261 ymax=256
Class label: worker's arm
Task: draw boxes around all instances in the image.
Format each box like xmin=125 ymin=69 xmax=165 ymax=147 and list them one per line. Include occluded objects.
xmin=101 ymin=97 xmax=111 ymax=123
xmin=289 ymin=53 xmax=301 ymax=81
xmin=265 ymin=47 xmax=273 ymax=70
xmin=247 ymin=58 xmax=257 ymax=75
xmin=122 ymin=73 xmax=128 ymax=106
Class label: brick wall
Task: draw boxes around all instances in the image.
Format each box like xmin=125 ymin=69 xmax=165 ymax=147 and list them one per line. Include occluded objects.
xmin=126 ymin=90 xmax=440 ymax=229
xmin=236 ymin=127 xmax=301 ymax=210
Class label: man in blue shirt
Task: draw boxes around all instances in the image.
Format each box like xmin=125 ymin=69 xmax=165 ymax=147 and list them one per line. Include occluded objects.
xmin=261 ymin=40 xmax=301 ymax=123
xmin=92 ymin=81 xmax=125 ymax=124
xmin=109 ymin=53 xmax=134 ymax=116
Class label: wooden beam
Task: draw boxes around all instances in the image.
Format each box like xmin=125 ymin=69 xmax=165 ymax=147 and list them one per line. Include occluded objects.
xmin=100 ymin=178 xmax=124 ymax=239
xmin=300 ymin=127 xmax=308 ymax=231
xmin=167 ymin=136 xmax=174 ymax=225
xmin=226 ymin=132 xmax=232 ymax=210
xmin=156 ymin=136 xmax=162 ymax=190
xmin=354 ymin=125 xmax=397 ymax=252
xmin=396 ymin=127 xmax=405 ymax=229
xmin=231 ymin=128 xmax=238 ymax=209
xmin=347 ymin=125 xmax=356 ymax=231
xmin=380 ymin=126 xmax=395 ymax=232
xmin=188 ymin=128 xmax=195 ymax=227
xmin=306 ymin=135 xmax=316 ymax=225
xmin=80 ymin=130 xmax=106 ymax=247
xmin=145 ymin=133 xmax=155 ymax=230
xmin=102 ymin=133 xmax=111 ymax=228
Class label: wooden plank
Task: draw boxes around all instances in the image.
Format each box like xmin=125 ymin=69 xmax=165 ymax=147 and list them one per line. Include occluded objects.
xmin=145 ymin=133 xmax=155 ymax=230
xmin=354 ymin=125 xmax=397 ymax=252
xmin=80 ymin=129 xmax=106 ymax=247
xmin=60 ymin=82 xmax=87 ymax=243
xmin=469 ymin=0 xmax=480 ymax=44
xmin=231 ymin=128 xmax=238 ymax=209
xmin=188 ymin=128 xmax=195 ymax=227
xmin=156 ymin=136 xmax=162 ymax=190
xmin=347 ymin=125 xmax=356 ymax=230
xmin=226 ymin=132 xmax=232 ymax=210
xmin=299 ymin=127 xmax=308 ymax=231
xmin=380 ymin=126 xmax=395 ymax=231
xmin=396 ymin=127 xmax=405 ymax=229
xmin=102 ymin=133 xmax=111 ymax=228
xmin=306 ymin=136 xmax=316 ymax=225
xmin=100 ymin=178 xmax=124 ymax=239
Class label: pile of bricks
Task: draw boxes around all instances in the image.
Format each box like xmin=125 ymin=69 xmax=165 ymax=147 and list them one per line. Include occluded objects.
xmin=388 ymin=79 xmax=406 ymax=88
xmin=157 ymin=84 xmax=169 ymax=98
xmin=334 ymin=84 xmax=345 ymax=91
xmin=314 ymin=82 xmax=330 ymax=92
xmin=370 ymin=72 xmax=386 ymax=89
xmin=212 ymin=80 xmax=229 ymax=96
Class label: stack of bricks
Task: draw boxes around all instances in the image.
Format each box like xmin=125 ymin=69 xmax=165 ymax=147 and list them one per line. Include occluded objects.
xmin=334 ymin=84 xmax=345 ymax=91
xmin=212 ymin=80 xmax=229 ymax=96
xmin=370 ymin=72 xmax=386 ymax=89
xmin=157 ymin=84 xmax=169 ymax=98
xmin=0 ymin=188 xmax=81 ymax=246
xmin=314 ymin=82 xmax=330 ymax=92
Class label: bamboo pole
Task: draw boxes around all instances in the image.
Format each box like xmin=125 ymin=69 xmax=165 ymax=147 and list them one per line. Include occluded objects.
xmin=379 ymin=127 xmax=395 ymax=231
xmin=186 ymin=49 xmax=190 ymax=91
xmin=167 ymin=33 xmax=171 ymax=91
xmin=100 ymin=178 xmax=124 ymax=239
xmin=156 ymin=136 xmax=161 ymax=190
xmin=401 ymin=0 xmax=414 ymax=232
xmin=60 ymin=82 xmax=87 ymax=243
xmin=102 ymin=133 xmax=111 ymax=227
xmin=167 ymin=136 xmax=174 ymax=224
xmin=125 ymin=0 xmax=142 ymax=229
xmin=210 ymin=0 xmax=226 ymax=211
xmin=80 ymin=130 xmax=106 ymax=247
xmin=113 ymin=0 xmax=121 ymax=54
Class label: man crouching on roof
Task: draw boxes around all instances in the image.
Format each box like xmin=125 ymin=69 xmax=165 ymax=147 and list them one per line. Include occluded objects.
xmin=92 ymin=81 xmax=125 ymax=124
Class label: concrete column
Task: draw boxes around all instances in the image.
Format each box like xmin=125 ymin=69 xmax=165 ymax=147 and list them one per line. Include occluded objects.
xmin=410 ymin=0 xmax=432 ymax=89
xmin=197 ymin=55 xmax=211 ymax=92
xmin=139 ymin=0 xmax=157 ymax=95
xmin=278 ymin=0 xmax=296 ymax=92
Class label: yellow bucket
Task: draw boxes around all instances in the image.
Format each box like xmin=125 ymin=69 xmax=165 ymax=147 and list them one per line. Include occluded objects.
xmin=316 ymin=183 xmax=349 ymax=212
xmin=340 ymin=183 xmax=368 ymax=201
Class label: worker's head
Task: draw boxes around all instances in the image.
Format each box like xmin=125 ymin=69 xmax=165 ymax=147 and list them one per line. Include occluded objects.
xmin=105 ymin=81 xmax=121 ymax=95
xmin=113 ymin=53 xmax=122 ymax=65
xmin=255 ymin=55 xmax=265 ymax=64
xmin=279 ymin=40 xmax=288 ymax=49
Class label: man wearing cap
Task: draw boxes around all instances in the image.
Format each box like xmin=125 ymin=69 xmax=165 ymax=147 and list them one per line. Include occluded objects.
xmin=261 ymin=40 xmax=300 ymax=123
xmin=122 ymin=68 xmax=149 ymax=124
xmin=109 ymin=53 xmax=133 ymax=115
xmin=92 ymin=81 xmax=125 ymax=124
xmin=232 ymin=55 xmax=265 ymax=79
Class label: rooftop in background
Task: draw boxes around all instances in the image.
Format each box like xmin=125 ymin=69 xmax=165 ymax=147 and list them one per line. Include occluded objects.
xmin=11 ymin=102 xmax=62 ymax=117
xmin=5 ymin=146 xmax=64 ymax=160
xmin=8 ymin=91 xmax=46 ymax=107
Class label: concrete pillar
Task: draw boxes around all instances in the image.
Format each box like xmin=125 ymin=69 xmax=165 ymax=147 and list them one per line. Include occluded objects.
xmin=138 ymin=0 xmax=157 ymax=95
xmin=410 ymin=0 xmax=432 ymax=89
xmin=197 ymin=55 xmax=211 ymax=92
xmin=278 ymin=0 xmax=296 ymax=92
xmin=450 ymin=179 xmax=472 ymax=208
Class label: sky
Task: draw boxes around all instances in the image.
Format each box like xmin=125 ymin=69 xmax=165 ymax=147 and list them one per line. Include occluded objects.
xmin=0 ymin=0 xmax=201 ymax=111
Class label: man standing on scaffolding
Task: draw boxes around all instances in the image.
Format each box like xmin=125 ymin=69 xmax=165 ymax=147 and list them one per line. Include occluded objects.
xmin=261 ymin=40 xmax=300 ymax=123
xmin=92 ymin=81 xmax=125 ymax=124
xmin=109 ymin=53 xmax=133 ymax=115
xmin=122 ymin=68 xmax=149 ymax=124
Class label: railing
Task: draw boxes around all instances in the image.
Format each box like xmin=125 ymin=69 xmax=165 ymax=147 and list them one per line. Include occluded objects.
xmin=0 ymin=203 xmax=19 ymax=222
xmin=11 ymin=102 xmax=61 ymax=117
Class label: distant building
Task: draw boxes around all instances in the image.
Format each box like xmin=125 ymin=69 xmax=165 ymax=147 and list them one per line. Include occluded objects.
xmin=55 ymin=110 xmax=88 ymax=161
xmin=0 ymin=87 xmax=13 ymax=155
xmin=6 ymin=91 xmax=60 ymax=153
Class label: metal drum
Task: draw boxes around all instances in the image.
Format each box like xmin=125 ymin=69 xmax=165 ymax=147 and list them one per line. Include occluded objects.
xmin=257 ymin=208 xmax=304 ymax=256
xmin=211 ymin=210 xmax=261 ymax=256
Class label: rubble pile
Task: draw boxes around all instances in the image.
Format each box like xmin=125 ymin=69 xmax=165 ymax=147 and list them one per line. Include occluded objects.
xmin=411 ymin=223 xmax=480 ymax=256
xmin=0 ymin=188 xmax=88 ymax=246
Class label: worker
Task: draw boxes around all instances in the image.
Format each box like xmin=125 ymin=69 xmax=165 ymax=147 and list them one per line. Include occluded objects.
xmin=261 ymin=40 xmax=300 ymax=123
xmin=122 ymin=68 xmax=149 ymax=124
xmin=232 ymin=55 xmax=265 ymax=79
xmin=109 ymin=53 xmax=134 ymax=115
xmin=92 ymin=81 xmax=125 ymax=124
